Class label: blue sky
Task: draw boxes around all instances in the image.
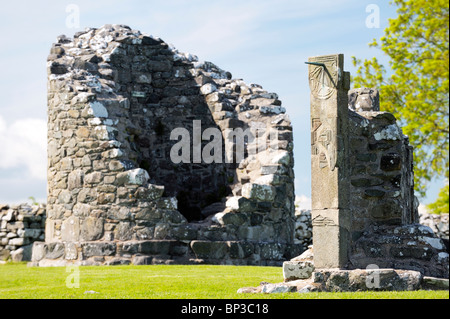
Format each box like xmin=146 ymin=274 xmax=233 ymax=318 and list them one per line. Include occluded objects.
xmin=0 ymin=0 xmax=444 ymax=209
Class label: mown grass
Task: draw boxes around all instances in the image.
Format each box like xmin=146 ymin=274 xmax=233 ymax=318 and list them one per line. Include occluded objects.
xmin=0 ymin=262 xmax=448 ymax=299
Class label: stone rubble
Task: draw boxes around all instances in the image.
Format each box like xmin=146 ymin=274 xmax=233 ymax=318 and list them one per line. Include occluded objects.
xmin=420 ymin=212 xmax=449 ymax=242
xmin=238 ymin=245 xmax=449 ymax=294
xmin=293 ymin=207 xmax=312 ymax=251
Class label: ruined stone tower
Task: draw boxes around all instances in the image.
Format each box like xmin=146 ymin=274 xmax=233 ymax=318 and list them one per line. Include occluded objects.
xmin=31 ymin=25 xmax=299 ymax=266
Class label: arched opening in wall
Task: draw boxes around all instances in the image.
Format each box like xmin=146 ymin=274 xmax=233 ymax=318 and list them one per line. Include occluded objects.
xmin=113 ymin=51 xmax=236 ymax=222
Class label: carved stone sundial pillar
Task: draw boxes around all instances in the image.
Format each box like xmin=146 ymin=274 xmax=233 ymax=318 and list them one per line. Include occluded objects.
xmin=308 ymin=54 xmax=351 ymax=268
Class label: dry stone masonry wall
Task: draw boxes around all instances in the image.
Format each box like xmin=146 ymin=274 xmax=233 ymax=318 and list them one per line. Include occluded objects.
xmin=0 ymin=204 xmax=45 ymax=262
xmin=32 ymin=25 xmax=299 ymax=266
xmin=420 ymin=212 xmax=449 ymax=242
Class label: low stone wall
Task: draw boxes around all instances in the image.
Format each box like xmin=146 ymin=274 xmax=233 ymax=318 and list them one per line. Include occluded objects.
xmin=2 ymin=202 xmax=447 ymax=267
xmin=0 ymin=204 xmax=46 ymax=262
xmin=420 ymin=212 xmax=449 ymax=240
xmin=0 ymin=202 xmax=313 ymax=264
xmin=349 ymin=223 xmax=449 ymax=278
xmin=294 ymin=209 xmax=312 ymax=251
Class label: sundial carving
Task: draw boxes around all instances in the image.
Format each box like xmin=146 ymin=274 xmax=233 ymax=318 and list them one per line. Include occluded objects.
xmin=308 ymin=55 xmax=339 ymax=100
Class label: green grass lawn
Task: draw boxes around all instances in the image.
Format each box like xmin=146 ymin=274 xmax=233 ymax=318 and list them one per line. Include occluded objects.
xmin=0 ymin=262 xmax=448 ymax=299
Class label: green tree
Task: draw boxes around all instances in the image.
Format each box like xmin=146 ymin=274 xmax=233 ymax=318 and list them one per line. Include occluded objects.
xmin=352 ymin=0 xmax=449 ymax=213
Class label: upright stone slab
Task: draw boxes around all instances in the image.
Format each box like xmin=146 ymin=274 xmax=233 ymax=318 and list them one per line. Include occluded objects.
xmin=308 ymin=54 xmax=351 ymax=268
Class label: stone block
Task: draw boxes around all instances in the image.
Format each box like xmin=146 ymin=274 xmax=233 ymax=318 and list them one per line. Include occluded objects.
xmin=283 ymin=260 xmax=315 ymax=281
xmin=61 ymin=216 xmax=80 ymax=241
xmin=134 ymin=208 xmax=160 ymax=221
xmin=116 ymin=168 xmax=149 ymax=186
xmin=107 ymin=206 xmax=131 ymax=221
xmin=82 ymin=242 xmax=116 ymax=258
xmin=80 ymin=217 xmax=104 ymax=241
xmin=162 ymin=210 xmax=186 ymax=224
xmin=241 ymin=183 xmax=275 ymax=201
xmin=422 ymin=276 xmax=449 ymax=290
xmin=106 ymin=257 xmax=131 ymax=266
xmin=31 ymin=242 xmax=47 ymax=261
xmin=46 ymin=242 xmax=65 ymax=259
xmin=23 ymin=228 xmax=42 ymax=239
xmin=9 ymin=237 xmax=25 ymax=246
xmin=132 ymin=255 xmax=153 ymax=265
xmin=139 ymin=240 xmax=173 ymax=255
xmin=10 ymin=248 xmax=23 ymax=262
xmin=134 ymin=184 xmax=165 ymax=201
xmin=0 ymin=249 xmax=10 ymax=261
xmin=260 ymin=243 xmax=284 ymax=260
xmin=65 ymin=242 xmax=78 ymax=260
xmin=348 ymin=87 xmax=380 ymax=112
xmin=114 ymin=222 xmax=133 ymax=241
xmin=225 ymin=196 xmax=256 ymax=212
xmin=380 ymin=153 xmax=402 ymax=171
xmin=190 ymin=241 xmax=228 ymax=259
xmin=229 ymin=241 xmax=254 ymax=259
xmin=156 ymin=197 xmax=178 ymax=210
xmin=260 ymin=282 xmax=297 ymax=293
xmin=213 ymin=212 xmax=246 ymax=226
xmin=170 ymin=225 xmax=197 ymax=241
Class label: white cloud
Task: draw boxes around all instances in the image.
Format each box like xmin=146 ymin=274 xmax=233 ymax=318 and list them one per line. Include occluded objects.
xmin=0 ymin=115 xmax=47 ymax=180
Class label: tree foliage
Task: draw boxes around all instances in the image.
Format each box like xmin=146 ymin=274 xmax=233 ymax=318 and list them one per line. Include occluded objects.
xmin=427 ymin=183 xmax=449 ymax=215
xmin=352 ymin=0 xmax=449 ymax=213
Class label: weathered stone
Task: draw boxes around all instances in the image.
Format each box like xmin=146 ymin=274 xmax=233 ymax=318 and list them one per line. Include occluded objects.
xmin=114 ymin=222 xmax=133 ymax=241
xmin=80 ymin=217 xmax=104 ymax=241
xmin=0 ymin=249 xmax=10 ymax=261
xmin=116 ymin=168 xmax=149 ymax=186
xmin=283 ymin=260 xmax=315 ymax=281
xmin=348 ymin=87 xmax=380 ymax=112
xmin=261 ymin=283 xmax=296 ymax=293
xmin=31 ymin=242 xmax=47 ymax=261
xmin=46 ymin=242 xmax=65 ymax=259
xmin=312 ymin=268 xmax=423 ymax=292
xmin=84 ymin=172 xmax=103 ymax=184
xmin=241 ymin=183 xmax=275 ymax=201
xmin=82 ymin=242 xmax=116 ymax=258
xmin=190 ymin=241 xmax=228 ymax=259
xmin=61 ymin=216 xmax=80 ymax=241
xmin=65 ymin=242 xmax=78 ymax=260
xmin=213 ymin=212 xmax=246 ymax=226
xmin=422 ymin=276 xmax=449 ymax=290
xmin=134 ymin=184 xmax=165 ymax=200
xmin=68 ymin=170 xmax=85 ymax=190
xmin=225 ymin=196 xmax=255 ymax=212
xmin=132 ymin=255 xmax=153 ymax=265
xmin=139 ymin=240 xmax=173 ymax=255
xmin=380 ymin=153 xmax=402 ymax=171
xmin=308 ymin=54 xmax=352 ymax=269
